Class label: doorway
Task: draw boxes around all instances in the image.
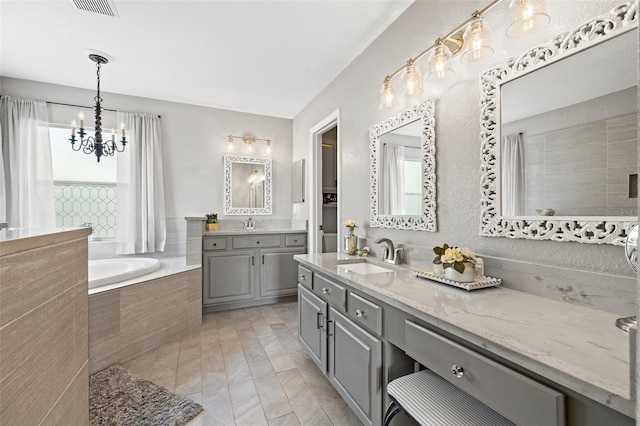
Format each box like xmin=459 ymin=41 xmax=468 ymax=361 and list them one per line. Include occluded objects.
xmin=308 ymin=110 xmax=340 ymax=254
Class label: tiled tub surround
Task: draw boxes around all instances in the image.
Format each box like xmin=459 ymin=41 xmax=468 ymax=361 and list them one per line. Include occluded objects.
xmin=0 ymin=228 xmax=91 ymax=425
xmin=185 ymin=217 xmax=307 ymax=265
xmin=88 ymin=261 xmax=202 ymax=373
xmin=295 ymin=253 xmax=635 ymax=421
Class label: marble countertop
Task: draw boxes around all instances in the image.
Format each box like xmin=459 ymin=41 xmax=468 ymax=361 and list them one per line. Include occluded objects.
xmin=204 ymin=229 xmax=306 ymax=236
xmin=0 ymin=227 xmax=92 ymax=256
xmin=295 ymin=253 xmax=634 ymax=417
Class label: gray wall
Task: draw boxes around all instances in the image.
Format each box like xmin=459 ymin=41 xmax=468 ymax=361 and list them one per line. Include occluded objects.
xmin=292 ymin=0 xmax=636 ymax=278
xmin=0 ymin=76 xmax=293 ymax=222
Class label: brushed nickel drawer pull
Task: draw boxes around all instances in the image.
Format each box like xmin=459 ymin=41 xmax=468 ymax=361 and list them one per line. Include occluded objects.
xmin=298 ymin=274 xmax=306 ymax=280
xmin=451 ymin=364 xmax=464 ymax=378
xmin=355 ymin=309 xmax=365 ymax=318
xmin=322 ymin=287 xmax=330 ymax=294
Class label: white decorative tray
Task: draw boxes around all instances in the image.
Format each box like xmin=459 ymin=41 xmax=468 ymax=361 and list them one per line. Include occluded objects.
xmin=411 ymin=269 xmax=502 ymax=291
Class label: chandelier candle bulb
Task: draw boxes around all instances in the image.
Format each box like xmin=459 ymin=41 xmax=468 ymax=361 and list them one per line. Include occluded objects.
xmin=79 ymin=112 xmax=85 ymax=128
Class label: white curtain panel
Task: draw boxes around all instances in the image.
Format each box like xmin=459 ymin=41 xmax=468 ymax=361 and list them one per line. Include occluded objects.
xmin=501 ymin=133 xmax=525 ymax=216
xmin=116 ymin=111 xmax=166 ymax=254
xmin=0 ymin=96 xmax=55 ymax=229
xmin=382 ymin=143 xmax=405 ymax=215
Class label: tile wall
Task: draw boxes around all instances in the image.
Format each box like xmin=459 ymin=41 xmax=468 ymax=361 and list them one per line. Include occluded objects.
xmin=88 ymin=268 xmax=202 ymax=373
xmin=0 ymin=233 xmax=89 ymax=424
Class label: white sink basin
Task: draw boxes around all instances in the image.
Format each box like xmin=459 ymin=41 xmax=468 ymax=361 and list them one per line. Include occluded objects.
xmin=340 ymin=262 xmax=394 ymax=275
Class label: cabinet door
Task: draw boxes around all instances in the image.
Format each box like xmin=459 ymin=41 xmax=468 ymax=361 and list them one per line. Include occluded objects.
xmin=203 ymin=250 xmax=255 ymax=305
xmin=260 ymin=247 xmax=305 ymax=297
xmin=298 ymin=285 xmax=327 ymax=371
xmin=322 ymin=143 xmax=337 ymax=191
xmin=328 ymin=307 xmax=381 ymax=426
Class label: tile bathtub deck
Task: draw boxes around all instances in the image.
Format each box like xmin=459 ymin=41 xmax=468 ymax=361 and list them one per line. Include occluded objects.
xmin=122 ymin=301 xmax=363 ymax=426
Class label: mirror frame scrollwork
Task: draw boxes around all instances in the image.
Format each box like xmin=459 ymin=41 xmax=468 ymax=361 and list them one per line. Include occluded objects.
xmin=224 ymin=155 xmax=273 ymax=216
xmin=370 ymin=99 xmax=437 ymax=231
xmin=479 ymin=1 xmax=637 ymax=245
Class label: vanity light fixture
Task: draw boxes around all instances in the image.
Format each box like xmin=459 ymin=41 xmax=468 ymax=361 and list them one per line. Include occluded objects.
xmin=379 ymin=76 xmax=400 ymax=109
xmin=227 ymin=134 xmax=272 ymax=156
xmin=70 ymin=53 xmax=127 ymax=162
xmin=461 ymin=15 xmax=494 ymax=64
xmin=378 ymin=0 xmax=550 ymax=109
xmin=507 ymin=0 xmax=550 ymax=37
xmin=402 ymin=59 xmax=423 ymax=98
xmin=428 ymin=41 xmax=455 ymax=80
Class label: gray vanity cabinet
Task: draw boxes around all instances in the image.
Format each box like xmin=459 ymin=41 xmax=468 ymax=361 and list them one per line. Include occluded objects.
xmin=203 ymin=250 xmax=255 ymax=305
xmin=298 ymin=284 xmax=327 ymax=371
xmin=297 ymin=270 xmax=383 ymax=426
xmin=328 ymin=307 xmax=382 ymax=426
xmin=202 ymin=233 xmax=306 ymax=311
xmin=261 ymin=247 xmax=305 ymax=297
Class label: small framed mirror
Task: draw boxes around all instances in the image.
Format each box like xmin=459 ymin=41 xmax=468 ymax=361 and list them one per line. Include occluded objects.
xmin=479 ymin=2 xmax=637 ymax=245
xmin=369 ymin=99 xmax=436 ymax=231
xmin=224 ymin=155 xmax=272 ymax=215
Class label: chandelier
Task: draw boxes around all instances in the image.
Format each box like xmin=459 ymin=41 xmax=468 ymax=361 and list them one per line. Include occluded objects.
xmin=379 ymin=0 xmax=550 ymax=109
xmin=69 ymin=53 xmax=127 ymax=162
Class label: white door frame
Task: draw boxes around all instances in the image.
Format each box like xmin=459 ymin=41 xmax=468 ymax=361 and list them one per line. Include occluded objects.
xmin=308 ymin=109 xmax=341 ymax=254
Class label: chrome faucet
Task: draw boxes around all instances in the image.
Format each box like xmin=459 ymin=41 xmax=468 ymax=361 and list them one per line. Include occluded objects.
xmin=375 ymin=238 xmax=402 ymax=265
xmin=244 ymin=217 xmax=255 ymax=230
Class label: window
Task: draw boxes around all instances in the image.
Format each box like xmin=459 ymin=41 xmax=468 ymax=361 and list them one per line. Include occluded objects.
xmin=49 ymin=127 xmax=117 ymax=238
xmin=403 ymin=159 xmax=422 ymax=216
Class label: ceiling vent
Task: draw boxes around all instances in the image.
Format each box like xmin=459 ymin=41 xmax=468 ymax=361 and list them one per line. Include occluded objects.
xmin=71 ymin=0 xmax=119 ymax=17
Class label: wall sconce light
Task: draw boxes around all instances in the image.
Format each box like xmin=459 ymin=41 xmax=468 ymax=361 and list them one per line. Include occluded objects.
xmin=227 ymin=135 xmax=273 ymax=156
xmin=378 ymin=0 xmax=549 ymax=109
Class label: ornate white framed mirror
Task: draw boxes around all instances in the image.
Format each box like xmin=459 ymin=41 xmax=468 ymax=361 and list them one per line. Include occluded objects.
xmin=224 ymin=155 xmax=272 ymax=215
xmin=370 ymin=99 xmax=436 ymax=231
xmin=479 ymin=2 xmax=637 ymax=245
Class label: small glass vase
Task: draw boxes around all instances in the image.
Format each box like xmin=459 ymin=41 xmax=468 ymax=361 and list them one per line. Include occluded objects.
xmin=344 ymin=229 xmax=358 ymax=255
xmin=444 ymin=262 xmax=475 ymax=283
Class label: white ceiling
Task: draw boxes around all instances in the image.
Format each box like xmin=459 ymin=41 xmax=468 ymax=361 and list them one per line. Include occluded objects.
xmin=0 ymin=0 xmax=413 ymax=119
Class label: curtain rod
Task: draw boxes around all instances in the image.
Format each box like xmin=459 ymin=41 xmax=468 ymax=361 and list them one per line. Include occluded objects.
xmin=47 ymin=100 xmax=161 ymax=118
xmin=0 ymin=96 xmax=161 ymax=118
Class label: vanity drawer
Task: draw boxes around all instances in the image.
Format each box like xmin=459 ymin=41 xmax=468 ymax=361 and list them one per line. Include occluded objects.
xmin=203 ymin=238 xmax=227 ymax=251
xmin=298 ymin=265 xmax=313 ymax=289
xmin=314 ymin=274 xmax=346 ymax=311
xmin=232 ymin=235 xmax=280 ymax=249
xmin=285 ymin=234 xmax=306 ymax=247
xmin=405 ymin=321 xmax=564 ymax=426
xmin=347 ymin=291 xmax=382 ymax=335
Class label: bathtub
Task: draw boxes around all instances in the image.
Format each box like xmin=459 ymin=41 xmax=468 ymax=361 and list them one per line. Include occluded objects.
xmin=88 ymin=257 xmax=161 ymax=289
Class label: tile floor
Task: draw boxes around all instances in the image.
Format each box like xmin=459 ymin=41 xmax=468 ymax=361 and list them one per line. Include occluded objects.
xmin=123 ymin=300 xmax=363 ymax=426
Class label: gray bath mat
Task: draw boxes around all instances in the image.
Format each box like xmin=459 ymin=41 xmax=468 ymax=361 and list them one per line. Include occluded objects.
xmin=90 ymin=365 xmax=203 ymax=426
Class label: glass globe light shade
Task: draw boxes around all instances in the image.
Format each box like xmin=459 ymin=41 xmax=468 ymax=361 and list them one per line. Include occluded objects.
xmin=428 ymin=44 xmax=455 ymax=81
xmin=402 ymin=61 xmax=423 ymax=98
xmin=507 ymin=0 xmax=550 ymax=37
xmin=461 ymin=17 xmax=494 ymax=64
xmin=378 ymin=78 xmax=399 ymax=109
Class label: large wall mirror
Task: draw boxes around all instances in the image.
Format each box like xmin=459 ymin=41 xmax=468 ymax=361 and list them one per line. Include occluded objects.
xmin=370 ymin=99 xmax=436 ymax=231
xmin=480 ymin=2 xmax=637 ymax=245
xmin=224 ymin=155 xmax=272 ymax=215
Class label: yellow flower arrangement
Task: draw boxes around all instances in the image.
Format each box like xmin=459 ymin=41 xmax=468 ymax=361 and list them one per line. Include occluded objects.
xmin=344 ymin=219 xmax=358 ymax=232
xmin=433 ymin=244 xmax=477 ymax=273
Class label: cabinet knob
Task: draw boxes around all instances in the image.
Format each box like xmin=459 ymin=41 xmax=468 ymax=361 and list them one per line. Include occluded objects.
xmin=213 ymin=243 xmax=217 ymax=246
xmin=355 ymin=309 xmax=365 ymax=318
xmin=322 ymin=287 xmax=330 ymax=294
xmin=298 ymin=275 xmax=306 ymax=280
xmin=256 ymin=241 xmax=260 ymax=244
xmin=451 ymin=364 xmax=464 ymax=378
